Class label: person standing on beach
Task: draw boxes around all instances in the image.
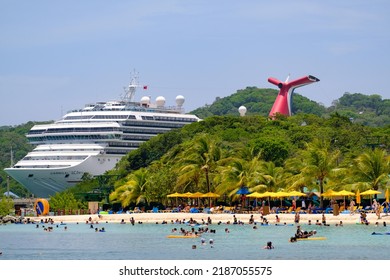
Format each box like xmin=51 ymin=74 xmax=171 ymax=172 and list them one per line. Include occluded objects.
xmin=294 ymin=212 xmax=300 ymax=223
xmin=349 ymin=199 xmax=355 ymax=215
xmin=301 ymin=199 xmax=306 ymax=211
xmin=322 ymin=213 xmax=327 ymax=225
xmin=292 ymin=199 xmax=296 ymax=211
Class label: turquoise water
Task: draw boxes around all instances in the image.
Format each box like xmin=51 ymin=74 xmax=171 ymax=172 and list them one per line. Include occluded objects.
xmin=0 ymin=221 xmax=388 ymax=260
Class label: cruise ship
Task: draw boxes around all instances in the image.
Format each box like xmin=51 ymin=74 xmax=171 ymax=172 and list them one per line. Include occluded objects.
xmin=5 ymin=73 xmax=200 ymax=198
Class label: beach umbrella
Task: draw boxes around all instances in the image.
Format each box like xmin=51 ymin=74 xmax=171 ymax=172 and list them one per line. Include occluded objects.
xmin=356 ymin=189 xmax=361 ymax=205
xmin=334 ymin=190 xmax=355 ymax=196
xmin=202 ymin=192 xmax=220 ymax=198
xmin=168 ymin=192 xmax=195 ymax=205
xmin=180 ymin=192 xmax=194 ymax=197
xmin=321 ymin=190 xmax=338 ymax=197
xmin=386 ymin=189 xmax=389 ymax=203
xmin=287 ymin=191 xmax=307 ymax=197
xmin=167 ymin=192 xmax=183 ymax=206
xmin=360 ymin=189 xmax=381 ymax=205
xmin=236 ymin=186 xmax=250 ymax=207
xmin=360 ymin=189 xmax=381 ymax=196
xmin=249 ymin=191 xmax=275 ymax=207
xmin=333 ymin=190 xmax=355 ymax=207
xmin=273 ymin=191 xmax=291 ymax=207
xmin=202 ymin=192 xmax=220 ymax=207
xmin=236 ymin=186 xmax=250 ymax=195
xmin=246 ymin=192 xmax=263 ymax=198
xmin=189 ymin=192 xmax=205 ymax=198
xmin=256 ymin=191 xmax=276 ymax=198
xmin=246 ymin=192 xmax=265 ymax=208
xmin=167 ymin=192 xmax=182 ymax=198
xmin=273 ymin=191 xmax=290 ymax=198
xmin=189 ymin=192 xmax=205 ymax=206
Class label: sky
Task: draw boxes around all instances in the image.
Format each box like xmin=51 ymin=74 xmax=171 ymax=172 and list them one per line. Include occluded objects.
xmin=1 ymin=0 xmax=389 ymax=126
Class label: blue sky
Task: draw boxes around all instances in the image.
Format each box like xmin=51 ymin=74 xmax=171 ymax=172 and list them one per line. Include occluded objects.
xmin=1 ymin=0 xmax=389 ymax=125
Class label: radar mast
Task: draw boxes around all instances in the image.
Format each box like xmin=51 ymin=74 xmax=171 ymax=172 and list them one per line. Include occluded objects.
xmin=123 ymin=70 xmax=140 ymax=102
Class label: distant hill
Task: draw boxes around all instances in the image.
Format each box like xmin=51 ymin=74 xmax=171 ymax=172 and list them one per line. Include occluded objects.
xmin=191 ymin=87 xmax=390 ymax=127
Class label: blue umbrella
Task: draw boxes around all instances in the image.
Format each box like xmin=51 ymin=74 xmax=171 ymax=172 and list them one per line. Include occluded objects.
xmin=236 ymin=186 xmax=250 ymax=195
xmin=236 ymin=186 xmax=250 ymax=208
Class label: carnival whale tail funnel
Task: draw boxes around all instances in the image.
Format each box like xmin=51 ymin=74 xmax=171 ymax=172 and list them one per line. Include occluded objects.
xmin=268 ymin=75 xmax=319 ymax=117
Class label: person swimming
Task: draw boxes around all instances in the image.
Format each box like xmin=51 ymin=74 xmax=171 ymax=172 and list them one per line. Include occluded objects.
xmin=263 ymin=241 xmax=274 ymax=249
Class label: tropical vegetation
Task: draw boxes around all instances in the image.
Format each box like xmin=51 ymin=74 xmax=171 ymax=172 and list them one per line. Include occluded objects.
xmin=1 ymin=90 xmax=390 ymax=212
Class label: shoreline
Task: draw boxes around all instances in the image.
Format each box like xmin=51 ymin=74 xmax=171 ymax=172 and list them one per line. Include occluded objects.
xmin=26 ymin=212 xmax=390 ymax=226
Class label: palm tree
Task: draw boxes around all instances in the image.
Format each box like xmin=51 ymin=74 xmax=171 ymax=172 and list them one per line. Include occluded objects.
xmin=175 ymin=134 xmax=222 ymax=193
xmin=254 ymin=161 xmax=287 ymax=192
xmin=349 ymin=148 xmax=390 ymax=192
xmin=287 ymin=139 xmax=343 ymax=208
xmin=109 ymin=168 xmax=149 ymax=208
xmin=216 ymin=155 xmax=266 ymax=198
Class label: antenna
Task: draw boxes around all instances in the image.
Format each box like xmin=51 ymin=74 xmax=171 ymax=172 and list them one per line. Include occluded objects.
xmin=123 ymin=70 xmax=140 ymax=102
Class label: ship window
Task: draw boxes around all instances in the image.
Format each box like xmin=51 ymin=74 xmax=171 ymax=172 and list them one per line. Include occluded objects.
xmin=28 ymin=174 xmax=33 ymax=177
xmin=65 ymin=174 xmax=69 ymax=178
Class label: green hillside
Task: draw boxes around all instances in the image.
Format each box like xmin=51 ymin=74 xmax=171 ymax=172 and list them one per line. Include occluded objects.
xmin=191 ymin=88 xmax=390 ymax=127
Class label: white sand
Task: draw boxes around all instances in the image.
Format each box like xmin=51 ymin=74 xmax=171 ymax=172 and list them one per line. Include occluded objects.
xmin=28 ymin=211 xmax=389 ymax=225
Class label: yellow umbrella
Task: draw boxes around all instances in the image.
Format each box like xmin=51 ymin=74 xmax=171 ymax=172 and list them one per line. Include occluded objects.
xmin=246 ymin=192 xmax=263 ymax=198
xmin=201 ymin=192 xmax=220 ymax=207
xmin=167 ymin=192 xmax=182 ymax=198
xmin=189 ymin=192 xmax=204 ymax=206
xmin=167 ymin=192 xmax=183 ymax=207
xmin=202 ymin=192 xmax=220 ymax=198
xmin=334 ymin=190 xmax=355 ymax=196
xmin=287 ymin=191 xmax=307 ymax=197
xmin=360 ymin=189 xmax=381 ymax=196
xmin=252 ymin=191 xmax=277 ymax=207
xmin=273 ymin=191 xmax=290 ymax=198
xmin=356 ymin=189 xmax=361 ymax=205
xmin=386 ymin=189 xmax=389 ymax=203
xmin=360 ymin=189 xmax=381 ymax=205
xmin=181 ymin=192 xmax=194 ymax=197
xmin=272 ymin=191 xmax=290 ymax=208
xmin=258 ymin=191 xmax=277 ymax=198
xmin=333 ymin=190 xmax=355 ymax=207
xmin=189 ymin=192 xmax=205 ymax=198
xmin=321 ymin=190 xmax=337 ymax=197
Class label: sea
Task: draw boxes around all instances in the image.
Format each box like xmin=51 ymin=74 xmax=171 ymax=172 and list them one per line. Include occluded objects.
xmin=0 ymin=220 xmax=389 ymax=260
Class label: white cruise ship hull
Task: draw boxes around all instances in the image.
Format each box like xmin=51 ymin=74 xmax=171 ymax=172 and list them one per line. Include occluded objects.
xmin=5 ymin=154 xmax=121 ymax=198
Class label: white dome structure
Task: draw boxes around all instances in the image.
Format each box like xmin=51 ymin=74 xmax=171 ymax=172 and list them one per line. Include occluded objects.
xmin=140 ymin=96 xmax=151 ymax=106
xmin=175 ymin=95 xmax=185 ymax=107
xmin=156 ymin=96 xmax=166 ymax=107
xmin=238 ymin=106 xmax=247 ymax=116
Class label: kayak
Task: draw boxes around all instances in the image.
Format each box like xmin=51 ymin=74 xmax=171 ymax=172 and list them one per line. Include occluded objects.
xmin=166 ymin=235 xmax=200 ymax=239
xmin=297 ymin=237 xmax=327 ymax=241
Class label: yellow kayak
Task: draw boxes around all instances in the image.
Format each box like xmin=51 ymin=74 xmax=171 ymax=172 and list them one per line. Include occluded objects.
xmin=297 ymin=237 xmax=326 ymax=241
xmin=166 ymin=235 xmax=200 ymax=239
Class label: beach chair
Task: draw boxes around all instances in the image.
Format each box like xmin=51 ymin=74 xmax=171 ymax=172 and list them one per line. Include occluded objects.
xmin=293 ymin=207 xmax=301 ymax=214
xmin=223 ymin=206 xmax=235 ymax=214
xmin=280 ymin=206 xmax=293 ymax=214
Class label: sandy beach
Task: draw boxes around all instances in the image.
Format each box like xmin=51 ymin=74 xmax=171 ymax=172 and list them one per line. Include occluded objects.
xmin=27 ymin=211 xmax=389 ymax=226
